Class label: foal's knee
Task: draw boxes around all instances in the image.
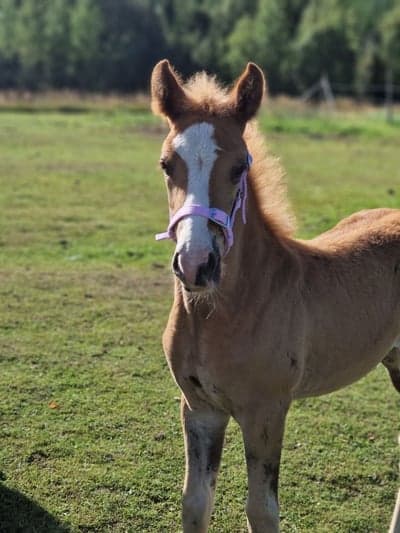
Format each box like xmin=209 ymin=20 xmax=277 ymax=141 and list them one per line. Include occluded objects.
xmin=182 ymin=489 xmax=211 ymax=533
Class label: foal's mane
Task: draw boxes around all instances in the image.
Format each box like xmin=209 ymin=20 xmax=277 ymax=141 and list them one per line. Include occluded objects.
xmin=161 ymin=70 xmax=296 ymax=237
xmin=243 ymin=121 xmax=296 ymax=237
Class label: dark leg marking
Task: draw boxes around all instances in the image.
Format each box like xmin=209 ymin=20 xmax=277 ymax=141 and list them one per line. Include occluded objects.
xmin=245 ymin=451 xmax=257 ymax=465
xmin=206 ymin=428 xmax=226 ymax=489
xmin=261 ymin=425 xmax=269 ymax=445
xmin=189 ymin=375 xmax=202 ymax=388
xmin=286 ymin=351 xmax=298 ymax=369
xmin=188 ymin=429 xmax=201 ymax=460
xmin=207 ymin=439 xmax=223 ymax=473
xmin=263 ymin=463 xmax=280 ymax=496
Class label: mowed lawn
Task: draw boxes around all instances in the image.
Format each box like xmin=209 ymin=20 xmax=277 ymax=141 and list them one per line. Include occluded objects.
xmin=0 ymin=105 xmax=400 ymax=532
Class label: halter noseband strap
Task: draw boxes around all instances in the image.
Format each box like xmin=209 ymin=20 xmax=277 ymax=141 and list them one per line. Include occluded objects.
xmin=155 ymin=153 xmax=252 ymax=255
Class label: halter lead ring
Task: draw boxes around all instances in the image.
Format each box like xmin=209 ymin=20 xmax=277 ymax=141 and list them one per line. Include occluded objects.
xmin=156 ymin=153 xmax=252 ymax=255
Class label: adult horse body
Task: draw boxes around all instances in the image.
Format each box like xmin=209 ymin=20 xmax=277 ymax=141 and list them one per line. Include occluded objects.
xmin=151 ymin=60 xmax=400 ymax=532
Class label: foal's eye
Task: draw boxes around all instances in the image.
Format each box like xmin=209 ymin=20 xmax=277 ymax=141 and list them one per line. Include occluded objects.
xmin=160 ymin=158 xmax=172 ymax=176
xmin=231 ymin=162 xmax=248 ymax=184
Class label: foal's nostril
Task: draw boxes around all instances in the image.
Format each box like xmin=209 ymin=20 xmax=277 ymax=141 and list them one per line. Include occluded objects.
xmin=173 ymin=250 xmax=220 ymax=288
xmin=195 ymin=252 xmax=220 ymax=286
xmin=195 ymin=263 xmax=208 ymax=287
xmin=172 ymin=253 xmax=184 ymax=281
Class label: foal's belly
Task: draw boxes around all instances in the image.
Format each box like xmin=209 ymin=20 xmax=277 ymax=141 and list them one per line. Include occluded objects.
xmin=293 ymin=332 xmax=399 ymax=399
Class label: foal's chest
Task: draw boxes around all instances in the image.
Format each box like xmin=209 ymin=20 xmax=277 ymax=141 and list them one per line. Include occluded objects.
xmin=164 ymin=294 xmax=304 ymax=412
xmin=165 ymin=316 xmax=268 ymax=413
xmin=169 ymin=343 xmax=235 ymax=412
xmin=163 ymin=319 xmax=240 ymax=411
xmin=186 ymin=367 xmax=232 ymax=411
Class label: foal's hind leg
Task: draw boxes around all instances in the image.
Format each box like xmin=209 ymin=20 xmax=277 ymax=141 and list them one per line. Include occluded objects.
xmin=383 ymin=341 xmax=400 ymax=393
xmin=181 ymin=397 xmax=229 ymax=533
xmin=238 ymin=398 xmax=290 ymax=533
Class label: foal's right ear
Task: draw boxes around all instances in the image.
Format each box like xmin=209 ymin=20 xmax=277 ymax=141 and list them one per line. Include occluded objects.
xmin=151 ymin=60 xmax=188 ymax=120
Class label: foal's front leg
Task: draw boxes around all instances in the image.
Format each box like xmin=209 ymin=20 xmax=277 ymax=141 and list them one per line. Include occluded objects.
xmin=239 ymin=399 xmax=290 ymax=533
xmin=181 ymin=397 xmax=229 ymax=533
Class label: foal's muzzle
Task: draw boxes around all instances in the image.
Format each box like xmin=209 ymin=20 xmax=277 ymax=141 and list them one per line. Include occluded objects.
xmin=173 ymin=249 xmax=221 ymax=290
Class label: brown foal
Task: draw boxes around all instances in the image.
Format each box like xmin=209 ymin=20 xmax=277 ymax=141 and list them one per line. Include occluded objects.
xmin=151 ymin=59 xmax=400 ymax=532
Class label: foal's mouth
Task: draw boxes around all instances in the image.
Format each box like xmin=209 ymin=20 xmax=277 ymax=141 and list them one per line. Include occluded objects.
xmin=182 ymin=281 xmax=218 ymax=294
xmin=178 ymin=268 xmax=221 ymax=294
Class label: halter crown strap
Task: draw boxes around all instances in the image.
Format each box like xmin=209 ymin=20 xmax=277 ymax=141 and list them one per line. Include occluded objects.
xmin=155 ymin=153 xmax=252 ymax=254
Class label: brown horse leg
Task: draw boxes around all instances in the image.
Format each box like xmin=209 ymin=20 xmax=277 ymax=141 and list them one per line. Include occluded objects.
xmin=238 ymin=399 xmax=290 ymax=533
xmin=383 ymin=344 xmax=400 ymax=393
xmin=181 ymin=397 xmax=229 ymax=533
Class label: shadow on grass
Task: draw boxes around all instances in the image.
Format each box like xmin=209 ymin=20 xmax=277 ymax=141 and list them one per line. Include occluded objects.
xmin=0 ymin=483 xmax=69 ymax=532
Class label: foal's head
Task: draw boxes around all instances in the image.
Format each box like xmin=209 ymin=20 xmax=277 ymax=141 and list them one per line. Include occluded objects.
xmin=152 ymin=60 xmax=265 ymax=292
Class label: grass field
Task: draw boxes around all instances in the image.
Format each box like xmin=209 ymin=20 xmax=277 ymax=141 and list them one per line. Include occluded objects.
xmin=0 ymin=102 xmax=400 ymax=532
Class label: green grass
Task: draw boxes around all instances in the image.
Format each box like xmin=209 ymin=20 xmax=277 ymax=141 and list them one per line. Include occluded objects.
xmin=261 ymin=106 xmax=400 ymax=139
xmin=0 ymin=104 xmax=400 ymax=532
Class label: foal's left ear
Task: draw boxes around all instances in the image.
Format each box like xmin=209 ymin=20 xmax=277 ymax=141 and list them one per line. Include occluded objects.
xmin=230 ymin=63 xmax=265 ymax=125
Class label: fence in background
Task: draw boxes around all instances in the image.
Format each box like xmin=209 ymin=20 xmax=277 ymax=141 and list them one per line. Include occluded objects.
xmin=302 ymin=75 xmax=400 ymax=121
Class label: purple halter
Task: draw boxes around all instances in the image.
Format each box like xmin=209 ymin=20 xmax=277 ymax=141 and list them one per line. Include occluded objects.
xmin=155 ymin=153 xmax=252 ymax=254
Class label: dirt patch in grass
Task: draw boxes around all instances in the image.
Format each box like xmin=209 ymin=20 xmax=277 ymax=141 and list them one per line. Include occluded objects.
xmin=0 ymin=266 xmax=172 ymax=298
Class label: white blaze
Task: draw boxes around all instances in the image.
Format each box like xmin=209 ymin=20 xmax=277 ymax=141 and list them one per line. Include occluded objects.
xmin=172 ymin=122 xmax=218 ymax=253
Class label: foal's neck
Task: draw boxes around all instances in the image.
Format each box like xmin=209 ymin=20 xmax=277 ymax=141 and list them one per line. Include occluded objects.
xmin=224 ymin=186 xmax=287 ymax=291
xmin=178 ymin=183 xmax=293 ymax=317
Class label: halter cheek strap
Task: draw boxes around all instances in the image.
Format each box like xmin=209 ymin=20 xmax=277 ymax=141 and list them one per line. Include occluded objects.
xmin=155 ymin=153 xmax=252 ymax=255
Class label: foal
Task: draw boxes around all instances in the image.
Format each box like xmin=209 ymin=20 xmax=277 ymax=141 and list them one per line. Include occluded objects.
xmin=151 ymin=59 xmax=400 ymax=532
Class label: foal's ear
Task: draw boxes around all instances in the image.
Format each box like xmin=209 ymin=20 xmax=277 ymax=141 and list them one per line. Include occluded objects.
xmin=151 ymin=59 xmax=188 ymax=120
xmin=230 ymin=63 xmax=265 ymax=125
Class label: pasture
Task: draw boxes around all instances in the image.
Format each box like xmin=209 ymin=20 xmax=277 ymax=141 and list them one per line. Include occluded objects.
xmin=0 ymin=103 xmax=400 ymax=532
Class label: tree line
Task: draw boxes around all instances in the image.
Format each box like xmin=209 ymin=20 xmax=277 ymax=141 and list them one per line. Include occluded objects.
xmin=0 ymin=0 xmax=399 ymax=98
